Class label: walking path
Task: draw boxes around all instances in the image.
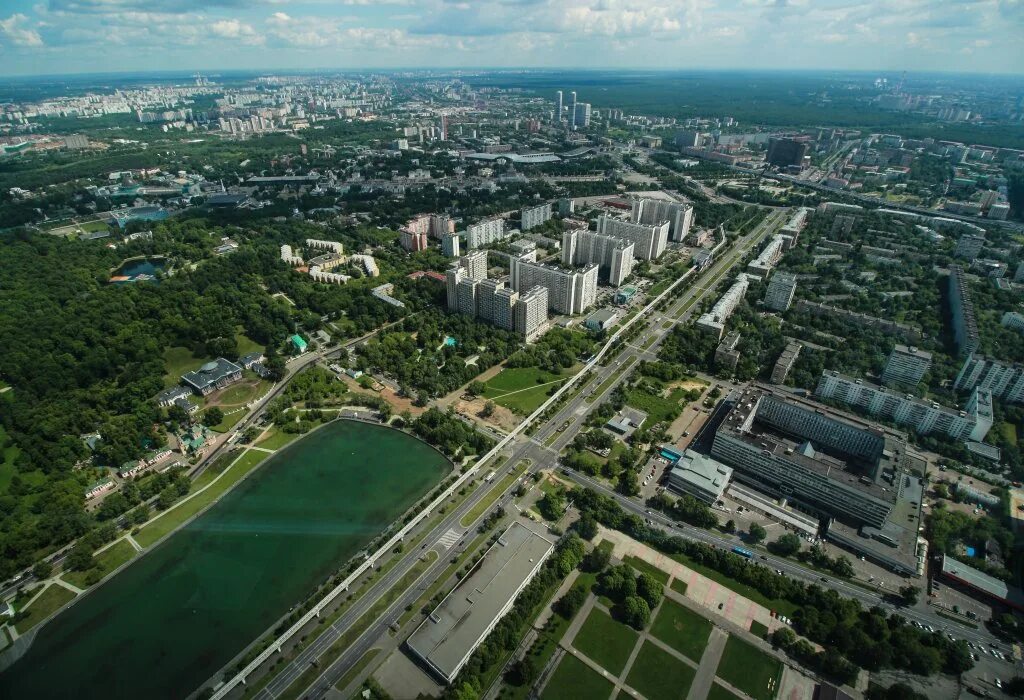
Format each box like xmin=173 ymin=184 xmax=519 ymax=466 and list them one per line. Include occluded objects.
xmin=598 ymin=526 xmax=782 ymax=636
xmin=125 ymin=534 xmax=143 ymax=553
xmin=52 ymin=578 xmax=83 ymax=595
xmin=687 ymin=627 xmax=728 ymax=700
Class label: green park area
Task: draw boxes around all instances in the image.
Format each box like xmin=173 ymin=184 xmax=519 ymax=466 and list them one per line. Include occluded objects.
xmin=0 ymin=425 xmax=24 ymax=493
xmin=624 ymin=555 xmax=670 ymax=585
xmin=135 ymin=449 xmax=268 ymax=548
xmin=14 ymin=584 xmax=76 ymax=634
xmin=625 ymin=385 xmax=690 ymax=426
xmin=715 ymin=635 xmax=784 ymax=700
xmin=626 ymin=640 xmax=697 ymax=700
xmin=650 ymin=598 xmax=713 ymax=662
xmin=162 ymin=346 xmax=211 ymax=388
xmin=708 ymin=683 xmax=745 ymax=700
xmin=481 ymin=367 xmax=574 ymax=415
xmin=62 ymin=539 xmax=137 ymax=589
xmin=255 ymin=427 xmax=301 ymax=451
xmin=540 ymin=653 xmax=614 ymax=700
xmin=571 ymin=607 xmax=638 ymax=676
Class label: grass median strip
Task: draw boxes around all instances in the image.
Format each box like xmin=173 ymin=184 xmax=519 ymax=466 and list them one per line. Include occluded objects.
xmin=333 ymin=648 xmax=381 ymax=693
xmin=459 ymin=459 xmax=529 ymax=528
xmin=278 ymin=551 xmax=439 ymax=700
xmin=135 ymin=448 xmax=268 ymax=549
xmin=398 ymin=531 xmax=490 ymax=628
xmin=585 ymin=356 xmax=635 ymax=404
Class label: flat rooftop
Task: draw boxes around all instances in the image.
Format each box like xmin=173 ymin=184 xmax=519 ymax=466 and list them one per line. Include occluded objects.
xmin=718 ymin=385 xmax=909 ymax=502
xmin=406 ymin=522 xmax=554 ymax=683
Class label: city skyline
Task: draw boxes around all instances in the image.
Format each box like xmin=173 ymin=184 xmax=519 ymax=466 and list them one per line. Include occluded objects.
xmin=0 ymin=0 xmax=1022 ymax=76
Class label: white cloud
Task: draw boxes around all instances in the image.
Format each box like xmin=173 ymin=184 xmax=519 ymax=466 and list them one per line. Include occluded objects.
xmin=0 ymin=13 xmax=44 ymax=46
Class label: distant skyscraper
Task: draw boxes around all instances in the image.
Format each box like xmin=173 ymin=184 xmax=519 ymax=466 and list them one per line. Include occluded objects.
xmin=440 ymin=114 xmax=448 ymax=141
xmin=572 ymin=103 xmax=591 ymax=130
xmin=556 ymin=90 xmax=563 ymax=122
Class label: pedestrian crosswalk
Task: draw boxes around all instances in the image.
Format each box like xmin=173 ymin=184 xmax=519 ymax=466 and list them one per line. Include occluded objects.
xmin=437 ymin=528 xmax=462 ymax=550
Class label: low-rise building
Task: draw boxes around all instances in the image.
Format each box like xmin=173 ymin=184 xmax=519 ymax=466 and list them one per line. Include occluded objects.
xmin=181 ymin=358 xmax=243 ymax=396
xmin=667 ymin=450 xmax=733 ymax=503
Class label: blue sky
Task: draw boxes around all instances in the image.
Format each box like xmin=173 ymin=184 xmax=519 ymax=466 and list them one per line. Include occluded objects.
xmin=0 ymin=0 xmax=1022 ymax=76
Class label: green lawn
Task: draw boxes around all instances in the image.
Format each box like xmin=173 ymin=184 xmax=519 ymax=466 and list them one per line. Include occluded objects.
xmin=670 ymin=578 xmax=689 ymax=596
xmin=624 ymin=555 xmax=670 ymax=585
xmin=650 ymin=598 xmax=713 ymax=662
xmin=626 ymin=641 xmax=696 ymax=700
xmin=572 ymin=607 xmax=639 ymax=676
xmin=255 ymin=427 xmax=301 ymax=451
xmin=62 ymin=539 xmax=137 ymax=588
xmin=483 ymin=367 xmax=573 ymax=415
xmin=715 ymin=636 xmax=784 ymax=700
xmin=210 ymin=409 xmax=247 ymax=434
xmin=135 ymin=449 xmax=268 ymax=548
xmin=235 ymin=330 xmax=265 ymax=358
xmin=625 ymin=385 xmax=690 ymax=426
xmin=79 ymin=219 xmax=110 ymax=233
xmin=15 ymin=584 xmax=76 ymax=634
xmin=162 ymin=346 xmax=212 ymax=388
xmin=750 ymin=619 xmax=769 ymax=639
xmin=708 ymin=682 xmax=745 ymax=700
xmin=999 ymin=422 xmax=1018 ymax=447
xmin=540 ymin=653 xmax=615 ymax=700
xmin=214 ymin=378 xmax=272 ymax=408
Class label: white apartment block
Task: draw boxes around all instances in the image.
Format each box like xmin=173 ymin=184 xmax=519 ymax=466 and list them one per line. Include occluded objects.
xmin=442 ymin=233 xmax=461 ymax=258
xmin=747 ymin=235 xmax=786 ymax=278
xmin=446 ymin=266 xmax=466 ymax=311
xmin=462 ymin=250 xmax=488 ymax=281
xmin=466 ymin=218 xmax=506 ymax=249
xmin=630 ymin=198 xmax=694 ymax=243
xmin=280 ymin=244 xmax=303 ymax=266
xmin=596 ymin=215 xmax=668 ymax=261
xmin=562 ymin=228 xmax=635 ymax=287
xmin=1002 ymin=311 xmax=1024 ymax=334
xmin=306 ymin=239 xmax=344 ymax=255
xmin=515 ymin=286 xmax=549 ymax=342
xmin=816 ymin=371 xmax=993 ymax=442
xmin=763 ymin=272 xmax=797 ymax=312
xmin=697 ymin=275 xmax=749 ymax=340
xmin=510 ymin=258 xmax=597 ymax=315
xmin=494 ymin=286 xmax=520 ymax=332
xmin=954 ymin=355 xmax=1024 ymax=404
xmin=521 ymin=203 xmax=553 ymax=231
xmin=881 ymin=345 xmax=932 ymax=387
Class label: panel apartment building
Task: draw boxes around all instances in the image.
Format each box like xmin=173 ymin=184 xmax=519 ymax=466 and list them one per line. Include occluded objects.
xmin=466 ymin=217 xmax=507 ymax=249
xmin=954 ymin=355 xmax=1024 ymax=404
xmin=630 ymin=198 xmax=694 ymax=243
xmin=520 ymin=203 xmax=553 ymax=231
xmin=596 ymin=215 xmax=668 ymax=261
xmin=510 ymin=257 xmax=598 ymax=315
xmin=696 ymin=275 xmax=750 ymax=340
xmin=561 ymin=228 xmax=635 ymax=287
xmin=816 ymin=370 xmax=993 ymax=442
xmin=881 ymin=345 xmax=932 ymax=387
xmin=948 ymin=265 xmax=980 ymax=356
xmin=763 ymin=272 xmax=797 ymax=312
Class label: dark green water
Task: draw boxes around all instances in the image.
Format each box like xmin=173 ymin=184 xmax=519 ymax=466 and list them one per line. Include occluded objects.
xmin=0 ymin=421 xmax=450 ymax=700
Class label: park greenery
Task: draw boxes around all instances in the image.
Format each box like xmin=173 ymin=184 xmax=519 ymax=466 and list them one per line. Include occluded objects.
xmin=574 ymin=486 xmax=974 ymax=682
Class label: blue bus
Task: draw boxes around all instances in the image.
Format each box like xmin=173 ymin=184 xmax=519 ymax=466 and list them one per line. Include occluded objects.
xmin=732 ymin=546 xmax=754 ymax=559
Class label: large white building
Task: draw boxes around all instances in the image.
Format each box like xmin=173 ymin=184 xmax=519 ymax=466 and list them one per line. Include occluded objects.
xmin=881 ymin=345 xmax=932 ymax=387
xmin=954 ymin=355 xmax=1024 ymax=404
xmin=520 ymin=203 xmax=553 ymax=231
xmin=630 ymin=198 xmax=694 ymax=243
xmin=696 ymin=275 xmax=750 ymax=339
xmin=763 ymin=272 xmax=797 ymax=312
xmin=441 ymin=232 xmax=461 ymax=258
xmin=561 ymin=228 xmax=635 ymax=287
xmin=572 ymin=102 xmax=591 ymax=129
xmin=466 ymin=217 xmax=506 ymax=249
xmin=816 ymin=370 xmax=993 ymax=442
xmin=596 ymin=215 xmax=669 ymax=261
xmin=747 ymin=235 xmax=786 ymax=278
xmin=462 ymin=250 xmax=488 ymax=281
xmin=510 ymin=257 xmax=597 ymax=315
xmin=515 ymin=286 xmax=549 ymax=342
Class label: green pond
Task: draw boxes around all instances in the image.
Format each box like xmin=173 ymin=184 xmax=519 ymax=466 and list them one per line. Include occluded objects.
xmin=0 ymin=420 xmax=450 ymax=699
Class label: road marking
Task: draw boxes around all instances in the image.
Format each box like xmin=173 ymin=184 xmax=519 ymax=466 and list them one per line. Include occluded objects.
xmin=437 ymin=528 xmax=462 ymax=550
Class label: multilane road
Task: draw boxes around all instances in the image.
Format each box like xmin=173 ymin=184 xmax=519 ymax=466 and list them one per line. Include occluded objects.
xmin=254 ymin=210 xmax=791 ymax=699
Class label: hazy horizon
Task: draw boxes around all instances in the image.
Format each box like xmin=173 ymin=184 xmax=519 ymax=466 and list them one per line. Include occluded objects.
xmin=1 ymin=0 xmax=1022 ymax=77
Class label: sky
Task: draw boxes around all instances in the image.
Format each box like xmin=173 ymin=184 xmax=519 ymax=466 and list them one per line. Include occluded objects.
xmin=0 ymin=0 xmax=1022 ymax=77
